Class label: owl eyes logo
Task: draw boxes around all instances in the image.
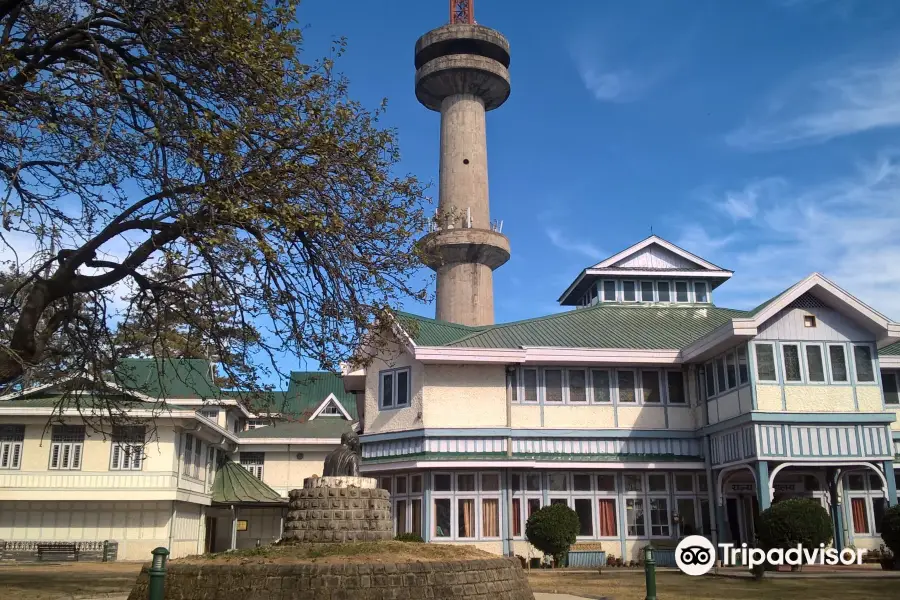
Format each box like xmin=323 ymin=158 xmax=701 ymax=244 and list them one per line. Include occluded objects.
xmin=675 ymin=535 xmax=716 ymax=576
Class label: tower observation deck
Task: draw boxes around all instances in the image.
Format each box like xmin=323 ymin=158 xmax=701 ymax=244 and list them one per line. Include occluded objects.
xmin=415 ymin=1 xmax=511 ymax=327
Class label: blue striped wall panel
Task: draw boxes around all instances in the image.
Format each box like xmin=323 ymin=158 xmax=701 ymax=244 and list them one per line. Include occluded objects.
xmin=751 ymin=423 xmax=893 ymax=460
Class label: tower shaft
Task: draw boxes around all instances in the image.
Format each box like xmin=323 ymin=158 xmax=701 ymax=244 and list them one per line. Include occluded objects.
xmin=414 ymin=13 xmax=511 ymax=326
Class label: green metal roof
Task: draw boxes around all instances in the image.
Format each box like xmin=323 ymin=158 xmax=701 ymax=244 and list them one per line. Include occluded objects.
xmin=277 ymin=371 xmax=357 ymax=419
xmin=237 ymin=417 xmax=353 ymax=439
xmin=114 ymin=358 xmax=219 ymax=399
xmin=211 ymin=459 xmax=285 ymax=504
xmin=0 ymin=389 xmax=193 ymax=412
xmin=881 ymin=342 xmax=900 ymax=356
xmin=396 ymin=304 xmax=749 ymax=350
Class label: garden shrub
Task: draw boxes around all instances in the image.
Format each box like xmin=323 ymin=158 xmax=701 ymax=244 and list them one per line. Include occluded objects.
xmin=394 ymin=532 xmax=424 ymax=543
xmin=756 ymin=498 xmax=833 ymax=551
xmin=881 ymin=505 xmax=900 ymax=568
xmin=525 ymin=503 xmax=579 ymax=567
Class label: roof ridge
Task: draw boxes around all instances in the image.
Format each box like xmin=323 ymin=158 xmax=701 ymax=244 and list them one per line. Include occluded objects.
xmin=394 ymin=310 xmax=485 ymax=332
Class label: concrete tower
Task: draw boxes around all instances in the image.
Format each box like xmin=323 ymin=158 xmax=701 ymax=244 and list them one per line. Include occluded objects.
xmin=414 ymin=1 xmax=511 ymax=326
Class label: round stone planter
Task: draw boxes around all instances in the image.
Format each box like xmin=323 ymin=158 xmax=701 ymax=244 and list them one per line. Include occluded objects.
xmin=127 ymin=556 xmax=535 ymax=600
xmin=283 ymin=486 xmax=393 ymax=543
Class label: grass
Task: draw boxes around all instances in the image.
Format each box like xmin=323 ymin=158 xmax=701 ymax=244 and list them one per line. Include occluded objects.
xmin=174 ymin=541 xmax=493 ymax=564
xmin=527 ymin=569 xmax=899 ymax=600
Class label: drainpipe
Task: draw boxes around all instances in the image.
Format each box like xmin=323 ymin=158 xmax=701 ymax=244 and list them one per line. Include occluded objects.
xmin=167 ymin=501 xmax=177 ymax=555
xmin=505 ymin=366 xmax=514 ymax=457
xmin=230 ymin=505 xmax=238 ymax=550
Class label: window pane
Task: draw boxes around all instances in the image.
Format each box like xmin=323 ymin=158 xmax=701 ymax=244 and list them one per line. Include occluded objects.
xmin=846 ymin=474 xmax=865 ymax=490
xmin=411 ymin=499 xmax=422 ymax=536
xmin=756 ymin=344 xmax=777 ymax=381
xmin=457 ymin=473 xmax=476 ymax=492
xmin=829 ymin=346 xmax=848 ymax=382
xmin=458 ymin=499 xmax=475 ymax=538
xmin=700 ymin=500 xmax=711 ymax=535
xmin=482 ymin=499 xmax=500 ymax=537
xmin=574 ymin=498 xmax=594 ymax=536
xmin=597 ymin=474 xmax=616 ymax=492
xmin=434 ymin=499 xmax=451 ymax=537
xmin=783 ymin=345 xmax=802 ymax=382
xmin=603 ymin=281 xmax=617 ymax=301
xmin=523 ymin=369 xmax=538 ymax=403
xmin=850 ymin=497 xmax=869 ymax=534
xmin=525 ymin=473 xmax=541 ymax=491
xmin=675 ymin=282 xmax=689 ymax=302
xmin=725 ymin=353 xmax=737 ymax=388
xmin=568 ymin=370 xmax=587 ymax=403
xmin=737 ymin=346 xmax=749 ymax=384
xmin=854 ymin=345 xmax=875 ymax=382
xmin=598 ymin=499 xmax=618 ymax=536
xmin=674 ymin=474 xmax=694 ymax=493
xmin=592 ymin=370 xmax=611 ymax=403
xmin=379 ymin=476 xmax=393 ymax=493
xmin=512 ymin=498 xmax=522 ymax=537
xmin=481 ymin=473 xmax=500 ymax=492
xmin=698 ymin=475 xmax=708 ymax=492
xmin=623 ymin=281 xmax=636 ymax=302
xmin=509 ymin=370 xmax=518 ymax=403
xmin=641 ymin=281 xmax=655 ymax=302
xmin=511 ymin=473 xmax=522 ymax=492
xmin=397 ymin=370 xmax=409 ymax=405
xmin=618 ymin=371 xmax=636 ymax=403
xmin=410 ymin=475 xmax=423 ymax=494
xmin=381 ymin=373 xmax=394 ymax=407
xmin=650 ymin=498 xmax=670 ymax=536
xmin=884 ymin=373 xmax=900 ymax=405
xmin=677 ymin=498 xmax=697 ymax=536
xmin=396 ymin=500 xmax=408 ymax=534
xmin=642 ymin=371 xmax=661 ymax=403
xmin=648 ymin=474 xmax=667 ymax=492
xmin=694 ymin=282 xmax=708 ymax=303
xmin=545 ymin=369 xmax=563 ymax=403
xmin=396 ymin=476 xmax=408 ymax=495
xmin=657 ymin=281 xmax=670 ymax=302
xmin=806 ymin=345 xmax=826 ymax=383
xmin=667 ymin=371 xmax=685 ymax=403
xmin=716 ymin=357 xmax=727 ymax=393
xmin=573 ymin=474 xmax=592 ymax=491
xmin=626 ymin=498 xmax=645 ymax=536
xmin=434 ymin=473 xmax=452 ymax=492
xmin=624 ymin=474 xmax=643 ymax=492
xmin=548 ymin=473 xmax=568 ymax=491
xmin=874 ymin=498 xmax=887 ymax=535
xmin=527 ymin=498 xmax=541 ymax=518
xmin=551 ymin=498 xmax=568 ymax=507
xmin=705 ymin=363 xmax=716 ymax=398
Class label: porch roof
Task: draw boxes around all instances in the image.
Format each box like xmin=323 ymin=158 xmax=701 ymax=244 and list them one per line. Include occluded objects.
xmin=211 ymin=459 xmax=285 ymax=505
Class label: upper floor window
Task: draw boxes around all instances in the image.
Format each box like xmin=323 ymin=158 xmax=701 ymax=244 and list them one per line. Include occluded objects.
xmin=0 ymin=425 xmax=24 ymax=470
xmin=805 ymin=345 xmax=826 ymax=383
xmin=321 ymin=402 xmax=342 ymax=416
xmin=379 ymin=367 xmax=410 ymax=409
xmin=50 ymin=425 xmax=85 ymax=470
xmin=694 ymin=282 xmax=709 ymax=303
xmin=674 ymin=281 xmax=689 ymax=303
xmin=568 ymin=369 xmax=587 ymax=403
xmin=755 ymin=343 xmax=778 ymax=382
xmin=182 ymin=433 xmax=204 ymax=480
xmin=657 ymin=281 xmax=671 ymax=302
xmin=247 ymin=419 xmax=269 ymax=430
xmin=602 ymin=280 xmax=617 ymax=302
xmin=782 ymin=344 xmax=803 ymax=382
xmin=640 ymin=281 xmax=655 ymax=302
xmin=829 ymin=345 xmax=848 ymax=382
xmin=522 ymin=368 xmax=538 ymax=403
xmin=110 ymin=425 xmax=145 ymax=471
xmin=544 ymin=369 xmax=564 ymax=403
xmin=622 ymin=281 xmax=637 ymax=302
xmin=199 ymin=408 xmax=219 ymax=421
xmin=667 ymin=371 xmax=686 ymax=404
xmin=592 ymin=369 xmax=612 ymax=403
xmin=239 ymin=452 xmax=265 ymax=480
xmin=882 ymin=371 xmax=899 ymax=405
xmin=853 ymin=344 xmax=876 ymax=383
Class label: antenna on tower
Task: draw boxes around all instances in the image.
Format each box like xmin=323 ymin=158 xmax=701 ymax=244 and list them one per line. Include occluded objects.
xmin=450 ymin=0 xmax=474 ymax=24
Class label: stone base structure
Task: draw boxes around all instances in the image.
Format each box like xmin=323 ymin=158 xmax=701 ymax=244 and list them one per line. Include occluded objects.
xmin=127 ymin=557 xmax=534 ymax=600
xmin=282 ymin=476 xmax=392 ymax=543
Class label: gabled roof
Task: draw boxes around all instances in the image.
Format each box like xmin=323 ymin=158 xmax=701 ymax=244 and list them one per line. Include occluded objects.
xmin=309 ymin=393 xmax=352 ymax=420
xmin=114 ymin=358 xmax=219 ymax=400
xmin=211 ymin=459 xmax=284 ymax=504
xmin=236 ymin=417 xmax=352 ymax=440
xmin=559 ymin=236 xmax=733 ymax=305
xmin=271 ymin=371 xmax=358 ymax=420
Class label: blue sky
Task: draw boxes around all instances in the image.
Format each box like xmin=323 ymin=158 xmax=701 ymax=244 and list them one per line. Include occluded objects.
xmin=297 ymin=0 xmax=900 ymax=326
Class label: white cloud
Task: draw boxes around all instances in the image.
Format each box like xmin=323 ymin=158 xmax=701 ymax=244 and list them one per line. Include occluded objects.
xmin=680 ymin=153 xmax=900 ymax=318
xmin=674 ymin=224 xmax=737 ymax=261
xmin=575 ymin=64 xmax=656 ymax=103
xmin=727 ymin=55 xmax=900 ymax=149
xmin=545 ymin=227 xmax=602 ymax=260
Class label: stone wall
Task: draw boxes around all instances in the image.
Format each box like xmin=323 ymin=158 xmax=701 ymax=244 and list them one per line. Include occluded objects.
xmin=283 ymin=486 xmax=392 ymax=543
xmin=127 ymin=557 xmax=534 ymax=600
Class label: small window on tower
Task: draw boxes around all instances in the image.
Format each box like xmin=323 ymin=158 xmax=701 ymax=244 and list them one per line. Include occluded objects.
xmin=804 ymin=315 xmax=817 ymax=328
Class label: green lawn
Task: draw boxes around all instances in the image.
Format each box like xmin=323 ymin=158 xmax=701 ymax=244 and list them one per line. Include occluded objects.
xmin=526 ymin=569 xmax=898 ymax=600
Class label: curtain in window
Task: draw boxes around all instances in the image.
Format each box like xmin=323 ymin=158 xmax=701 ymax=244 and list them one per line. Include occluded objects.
xmin=482 ymin=499 xmax=499 ymax=537
xmin=458 ymin=499 xmax=474 ymax=537
xmin=512 ymin=499 xmax=522 ymax=536
xmin=411 ymin=499 xmax=422 ymax=536
xmin=598 ymin=499 xmax=617 ymax=536
xmin=851 ymin=498 xmax=869 ymax=534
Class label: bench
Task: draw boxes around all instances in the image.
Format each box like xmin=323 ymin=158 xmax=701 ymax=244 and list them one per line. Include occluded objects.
xmin=37 ymin=542 xmax=79 ymax=562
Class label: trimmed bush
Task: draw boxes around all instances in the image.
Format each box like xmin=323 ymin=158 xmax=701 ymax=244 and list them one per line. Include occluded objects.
xmin=393 ymin=533 xmax=424 ymax=543
xmin=881 ymin=505 xmax=900 ymax=567
xmin=525 ymin=503 xmax=580 ymax=567
xmin=757 ymin=498 xmax=833 ymax=551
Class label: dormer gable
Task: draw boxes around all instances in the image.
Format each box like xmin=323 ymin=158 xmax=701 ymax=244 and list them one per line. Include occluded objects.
xmin=559 ymin=235 xmax=733 ymax=307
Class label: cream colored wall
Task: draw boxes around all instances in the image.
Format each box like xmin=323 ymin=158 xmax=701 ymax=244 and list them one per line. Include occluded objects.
xmin=235 ymin=507 xmax=283 ymax=549
xmin=510 ymin=405 xmax=541 ymax=428
xmin=543 ymin=406 xmax=615 ymax=429
xmin=363 ymin=339 xmax=424 ymax=434
xmin=716 ymin=390 xmax=742 ymax=421
xmin=259 ymin=451 xmax=329 ymax=496
xmin=667 ymin=406 xmax=694 ymax=430
xmin=756 ymin=385 xmax=783 ymax=411
xmin=616 ymin=406 xmax=666 ymax=429
xmin=171 ymin=501 xmax=203 ymax=558
xmin=423 ymin=364 xmax=507 ymax=428
xmin=856 ymin=386 xmax=884 ymax=412
xmin=0 ymin=500 xmax=175 ymax=561
xmin=784 ymin=386 xmax=856 ymax=412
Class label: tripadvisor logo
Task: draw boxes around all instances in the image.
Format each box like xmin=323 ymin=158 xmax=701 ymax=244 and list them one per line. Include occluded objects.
xmin=674 ymin=535 xmax=868 ymax=576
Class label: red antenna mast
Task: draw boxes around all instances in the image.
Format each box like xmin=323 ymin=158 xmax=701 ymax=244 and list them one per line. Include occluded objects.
xmin=450 ymin=0 xmax=474 ymax=24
